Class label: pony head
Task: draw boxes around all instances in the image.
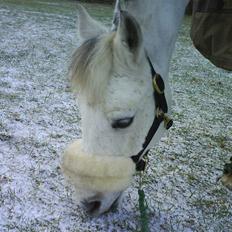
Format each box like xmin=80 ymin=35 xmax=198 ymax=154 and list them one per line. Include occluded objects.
xmin=62 ymin=4 xmax=166 ymax=216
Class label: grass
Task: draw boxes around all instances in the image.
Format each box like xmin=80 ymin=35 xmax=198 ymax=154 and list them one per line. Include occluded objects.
xmin=0 ymin=0 xmax=231 ymax=232
xmin=0 ymin=0 xmax=113 ymax=18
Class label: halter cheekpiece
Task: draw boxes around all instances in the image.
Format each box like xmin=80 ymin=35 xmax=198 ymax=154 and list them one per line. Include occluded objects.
xmin=131 ymin=56 xmax=173 ymax=171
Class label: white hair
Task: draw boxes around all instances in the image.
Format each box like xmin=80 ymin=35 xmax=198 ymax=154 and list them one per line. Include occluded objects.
xmin=69 ymin=33 xmax=116 ymax=105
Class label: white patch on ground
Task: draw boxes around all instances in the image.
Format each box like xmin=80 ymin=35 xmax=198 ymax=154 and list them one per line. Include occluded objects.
xmin=0 ymin=2 xmax=231 ymax=232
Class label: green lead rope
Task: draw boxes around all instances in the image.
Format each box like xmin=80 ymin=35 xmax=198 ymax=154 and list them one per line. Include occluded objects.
xmin=138 ymin=169 xmax=150 ymax=232
xmin=138 ymin=188 xmax=150 ymax=232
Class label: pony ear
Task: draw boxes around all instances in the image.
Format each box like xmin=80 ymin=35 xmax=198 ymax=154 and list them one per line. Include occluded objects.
xmin=115 ymin=10 xmax=143 ymax=56
xmin=111 ymin=0 xmax=121 ymax=31
xmin=77 ymin=4 xmax=107 ymax=41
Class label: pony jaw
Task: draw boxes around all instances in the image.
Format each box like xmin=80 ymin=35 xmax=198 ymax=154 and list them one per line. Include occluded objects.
xmin=62 ymin=140 xmax=135 ymax=196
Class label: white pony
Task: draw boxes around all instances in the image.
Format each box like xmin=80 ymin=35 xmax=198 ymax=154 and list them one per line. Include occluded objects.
xmin=62 ymin=0 xmax=190 ymax=216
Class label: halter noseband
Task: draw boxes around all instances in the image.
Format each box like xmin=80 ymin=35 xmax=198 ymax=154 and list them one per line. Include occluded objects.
xmin=131 ymin=56 xmax=173 ymax=171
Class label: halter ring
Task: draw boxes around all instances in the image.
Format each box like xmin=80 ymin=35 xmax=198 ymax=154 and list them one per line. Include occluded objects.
xmin=153 ymin=75 xmax=164 ymax=94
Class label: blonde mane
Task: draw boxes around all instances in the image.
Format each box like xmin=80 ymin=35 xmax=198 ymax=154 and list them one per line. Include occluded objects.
xmin=69 ymin=33 xmax=115 ymax=104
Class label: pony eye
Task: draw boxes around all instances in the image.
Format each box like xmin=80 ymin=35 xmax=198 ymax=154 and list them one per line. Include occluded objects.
xmin=111 ymin=117 xmax=134 ymax=129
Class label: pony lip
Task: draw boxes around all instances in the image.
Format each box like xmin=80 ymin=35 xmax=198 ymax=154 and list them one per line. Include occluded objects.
xmin=80 ymin=192 xmax=123 ymax=216
xmin=108 ymin=192 xmax=123 ymax=211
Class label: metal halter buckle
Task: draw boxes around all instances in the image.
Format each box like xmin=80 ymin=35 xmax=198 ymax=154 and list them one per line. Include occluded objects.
xmin=156 ymin=108 xmax=173 ymax=130
xmin=163 ymin=114 xmax=173 ymax=130
xmin=136 ymin=153 xmax=149 ymax=172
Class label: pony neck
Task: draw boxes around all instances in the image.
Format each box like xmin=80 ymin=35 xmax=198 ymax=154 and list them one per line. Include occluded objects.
xmin=125 ymin=0 xmax=189 ymax=79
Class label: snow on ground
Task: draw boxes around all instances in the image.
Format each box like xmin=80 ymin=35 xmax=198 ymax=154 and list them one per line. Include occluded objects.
xmin=0 ymin=1 xmax=231 ymax=231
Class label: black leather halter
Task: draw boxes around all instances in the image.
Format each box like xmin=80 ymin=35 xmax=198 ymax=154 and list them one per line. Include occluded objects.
xmin=131 ymin=56 xmax=173 ymax=171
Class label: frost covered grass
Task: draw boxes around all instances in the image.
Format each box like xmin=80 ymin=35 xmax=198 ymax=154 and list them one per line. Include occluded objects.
xmin=0 ymin=1 xmax=231 ymax=231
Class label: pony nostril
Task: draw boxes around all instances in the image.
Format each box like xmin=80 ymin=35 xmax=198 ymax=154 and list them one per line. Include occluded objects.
xmin=81 ymin=200 xmax=101 ymax=215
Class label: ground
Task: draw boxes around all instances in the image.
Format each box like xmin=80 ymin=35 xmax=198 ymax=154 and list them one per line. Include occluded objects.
xmin=0 ymin=1 xmax=231 ymax=231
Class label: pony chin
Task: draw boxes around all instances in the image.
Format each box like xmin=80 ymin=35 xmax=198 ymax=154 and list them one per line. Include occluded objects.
xmin=61 ymin=139 xmax=136 ymax=201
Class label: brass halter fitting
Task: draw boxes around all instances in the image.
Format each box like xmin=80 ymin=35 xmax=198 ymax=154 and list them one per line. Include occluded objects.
xmin=156 ymin=108 xmax=173 ymax=130
xmin=163 ymin=114 xmax=173 ymax=130
xmin=153 ymin=75 xmax=164 ymax=94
